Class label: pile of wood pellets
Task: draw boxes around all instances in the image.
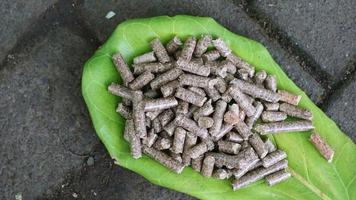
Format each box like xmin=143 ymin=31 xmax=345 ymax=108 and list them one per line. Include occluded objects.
xmin=108 ymin=35 xmax=334 ymax=190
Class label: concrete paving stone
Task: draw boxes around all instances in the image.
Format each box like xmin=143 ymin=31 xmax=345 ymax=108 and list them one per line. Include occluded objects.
xmin=249 ymin=0 xmax=356 ymax=81
xmin=40 ymin=145 xmax=195 ymax=200
xmin=0 ymin=0 xmax=58 ymax=63
xmin=78 ymin=0 xmax=325 ymax=103
xmin=325 ymin=75 xmax=356 ymax=142
xmin=0 ymin=27 xmax=98 ymax=199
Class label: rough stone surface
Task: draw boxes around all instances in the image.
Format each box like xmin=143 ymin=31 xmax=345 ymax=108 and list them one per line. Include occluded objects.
xmin=79 ymin=0 xmax=325 ymax=104
xmin=40 ymin=145 xmax=195 ymax=200
xmin=325 ymin=74 xmax=356 ymax=142
xmin=0 ymin=0 xmax=57 ymax=62
xmin=0 ymin=27 xmax=98 ymax=199
xmin=250 ymin=0 xmax=356 ymax=80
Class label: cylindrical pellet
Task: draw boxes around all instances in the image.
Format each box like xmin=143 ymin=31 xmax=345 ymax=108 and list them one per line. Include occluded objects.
xmin=202 ymin=50 xmax=220 ymax=62
xmin=178 ymin=58 xmax=210 ymax=77
xmin=166 ymin=36 xmax=182 ymax=54
xmin=209 ymin=77 xmax=227 ymax=93
xmin=133 ymin=51 xmax=157 ymax=64
xmin=108 ymin=83 xmax=133 ymax=99
xmin=264 ymin=138 xmax=277 ymax=153
xmin=212 ymin=38 xmax=231 ymax=57
xmin=198 ymin=117 xmax=214 ymax=128
xmin=204 ymin=86 xmax=221 ymax=102
xmin=231 ymin=79 xmax=280 ymax=103
xmin=201 ymin=155 xmax=215 ymax=177
xmin=150 ymin=38 xmax=170 ymax=63
xmin=278 ymin=90 xmax=301 ymax=106
xmin=133 ymin=62 xmax=173 ymax=75
xmin=129 ymin=70 xmax=155 ymax=90
xmin=265 ymin=75 xmax=277 ymax=92
xmin=229 ymin=86 xmax=256 ymax=117
xmin=150 ymin=68 xmax=183 ymax=90
xmin=143 ymin=146 xmax=185 ymax=174
xmin=160 ymin=80 xmax=180 ymax=97
xmin=182 ymin=132 xmax=198 ymax=166
xmin=193 ymin=99 xmax=214 ymax=121
xmin=218 ymin=140 xmax=241 ymax=154
xmin=188 ymin=142 xmax=209 ymax=159
xmin=262 ymin=150 xmax=287 ymax=168
xmin=179 ymin=73 xmax=211 ymax=88
xmin=153 ymin=137 xmax=172 ymax=150
xmin=279 ymin=103 xmax=313 ymax=121
xmin=254 ymin=70 xmax=267 ymax=86
xmin=178 ymin=36 xmax=196 ymax=63
xmin=112 ymin=53 xmax=134 ymax=83
xmin=212 ymin=123 xmax=234 ymax=141
xmin=261 ymin=111 xmax=288 ymax=122
xmin=265 ymin=169 xmax=291 ymax=186
xmin=234 ymin=121 xmax=253 ymax=140
xmin=223 ymin=111 xmax=240 ymax=125
xmin=310 ymin=131 xmax=334 ymax=162
xmin=116 ymin=103 xmax=132 ymax=119
xmin=226 ymin=53 xmax=254 ymax=73
xmin=146 ymin=109 xmax=164 ymax=120
xmin=152 ymin=118 xmax=162 ymax=133
xmin=213 ymin=169 xmax=229 ymax=179
xmin=175 ymin=100 xmax=189 ymax=115
xmin=188 ymin=86 xmax=206 ymax=97
xmin=226 ymin=131 xmax=243 ymax=143
xmin=254 ymin=120 xmax=314 ymax=135
xmin=172 ymin=127 xmax=186 ymax=154
xmin=232 ymin=160 xmax=288 ymax=190
xmin=175 ymin=87 xmax=207 ymax=107
xmin=163 ymin=120 xmax=177 ymax=136
xmin=158 ymin=109 xmax=175 ymax=127
xmin=175 ymin=114 xmax=208 ymax=138
xmin=209 ymin=100 xmax=227 ymax=137
xmin=143 ymin=128 xmax=158 ymax=147
xmin=191 ymin=155 xmax=204 ymax=172
xmin=234 ymin=147 xmax=260 ymax=169
xmin=132 ymin=91 xmax=147 ymax=138
xmin=246 ymin=101 xmax=264 ymax=129
xmin=125 ymin=119 xmax=142 ymax=159
xmin=144 ymin=97 xmax=178 ymax=112
xmin=249 ymin=134 xmax=268 ymax=158
xmin=194 ymin=35 xmax=212 ymax=57
xmin=264 ymin=102 xmax=279 ymax=111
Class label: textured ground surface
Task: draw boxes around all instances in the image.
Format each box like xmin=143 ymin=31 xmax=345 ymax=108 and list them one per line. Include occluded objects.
xmin=0 ymin=0 xmax=354 ymax=199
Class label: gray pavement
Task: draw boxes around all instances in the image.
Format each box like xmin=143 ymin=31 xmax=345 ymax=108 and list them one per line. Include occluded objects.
xmin=0 ymin=0 xmax=354 ymax=199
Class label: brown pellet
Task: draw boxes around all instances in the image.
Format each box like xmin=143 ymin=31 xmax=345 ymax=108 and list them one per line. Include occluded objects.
xmin=175 ymin=87 xmax=207 ymax=107
xmin=160 ymin=80 xmax=180 ymax=97
xmin=198 ymin=117 xmax=214 ymax=128
xmin=150 ymin=68 xmax=183 ymax=90
xmin=235 ymin=147 xmax=260 ymax=169
xmin=209 ymin=77 xmax=227 ymax=93
xmin=279 ymin=103 xmax=313 ymax=121
xmin=212 ymin=38 xmax=231 ymax=57
xmin=201 ymin=155 xmax=215 ymax=177
xmin=261 ymin=111 xmax=288 ymax=122
xmin=278 ymin=90 xmax=301 ymax=106
xmin=229 ymin=85 xmax=256 ymax=117
xmin=163 ymin=119 xmax=177 ymax=136
xmin=231 ymin=159 xmax=260 ymax=179
xmin=212 ymin=123 xmax=234 ymax=141
xmin=125 ymin=119 xmax=142 ymax=159
xmin=264 ymin=138 xmax=277 ymax=153
xmin=158 ymin=109 xmax=175 ymax=127
xmin=232 ymin=159 xmax=288 ymax=190
xmin=132 ymin=91 xmax=147 ymax=138
xmin=143 ymin=146 xmax=185 ymax=174
xmin=178 ymin=36 xmax=196 ymax=63
xmin=194 ymin=35 xmax=212 ymax=57
xmin=310 ymin=131 xmax=334 ymax=163
xmin=175 ymin=100 xmax=189 ymax=115
xmin=226 ymin=131 xmax=244 ymax=143
xmin=188 ymin=142 xmax=209 ymax=159
xmin=265 ymin=169 xmax=291 ymax=186
xmin=226 ymin=53 xmax=254 ymax=73
xmin=143 ymin=128 xmax=158 ymax=147
xmin=255 ymin=120 xmax=314 ymax=135
xmin=234 ymin=121 xmax=253 ymax=140
xmin=188 ymin=86 xmax=206 ymax=97
xmin=150 ymin=38 xmax=170 ymax=63
xmin=262 ymin=150 xmax=287 ymax=168
xmin=231 ymin=79 xmax=280 ymax=103
xmin=133 ymin=51 xmax=157 ymax=64
xmin=246 ymin=101 xmax=264 ymax=129
xmin=249 ymin=134 xmax=268 ymax=158
xmin=204 ymin=86 xmax=221 ymax=102
xmin=152 ymin=118 xmax=162 ymax=133
xmin=146 ymin=109 xmax=164 ymax=120
xmin=218 ymin=140 xmax=241 ymax=154
xmin=223 ymin=111 xmax=240 ymax=125
xmin=153 ymin=137 xmax=172 ymax=150
xmin=172 ymin=127 xmax=186 ymax=154
xmin=265 ymin=75 xmax=277 ymax=92
xmin=264 ymin=102 xmax=279 ymax=111
xmin=129 ymin=70 xmax=155 ymax=90
xmin=178 ymin=58 xmax=210 ymax=77
xmin=182 ymin=132 xmax=198 ymax=166
xmin=112 ymin=52 xmax=134 ymax=84
xmin=254 ymin=70 xmax=267 ymax=86
xmin=191 ymin=155 xmax=204 ymax=172
xmin=179 ymin=73 xmax=211 ymax=88
xmin=202 ymin=50 xmax=220 ymax=62
xmin=144 ymin=97 xmax=178 ymax=112
xmin=208 ymin=152 xmax=238 ymax=169
xmin=116 ymin=103 xmax=132 ymax=119
xmin=209 ymin=100 xmax=228 ymax=137
xmin=166 ymin=36 xmax=182 ymax=54
xmin=193 ymin=99 xmax=214 ymax=121
xmin=108 ymin=83 xmax=133 ymax=99
xmin=133 ymin=62 xmax=173 ymax=75
xmin=175 ymin=114 xmax=208 ymax=138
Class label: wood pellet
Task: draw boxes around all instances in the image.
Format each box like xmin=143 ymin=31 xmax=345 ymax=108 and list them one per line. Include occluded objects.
xmin=108 ymin=35 xmax=333 ymax=190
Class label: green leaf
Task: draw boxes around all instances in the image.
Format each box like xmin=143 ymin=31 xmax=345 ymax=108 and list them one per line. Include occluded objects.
xmin=82 ymin=15 xmax=356 ymax=200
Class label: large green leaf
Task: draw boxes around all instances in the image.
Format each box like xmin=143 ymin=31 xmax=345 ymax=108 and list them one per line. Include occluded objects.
xmin=81 ymin=15 xmax=356 ymax=200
